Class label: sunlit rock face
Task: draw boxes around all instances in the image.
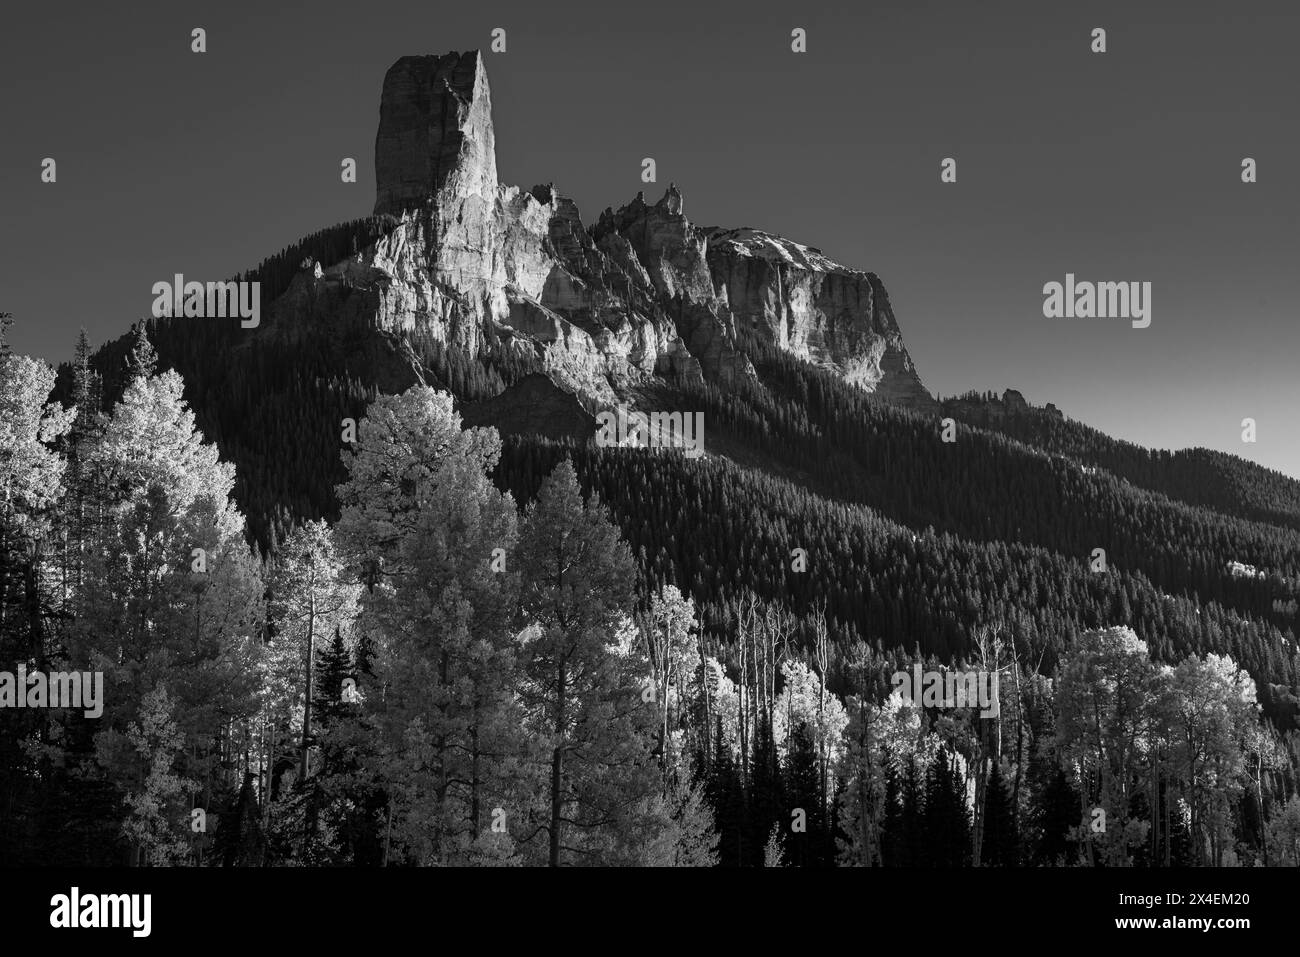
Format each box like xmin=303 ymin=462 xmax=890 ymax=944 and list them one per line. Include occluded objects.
xmin=293 ymin=50 xmax=937 ymax=414
xmin=705 ymin=228 xmax=935 ymax=412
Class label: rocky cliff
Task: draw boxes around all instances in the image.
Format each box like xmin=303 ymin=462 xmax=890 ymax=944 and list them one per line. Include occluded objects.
xmin=943 ymin=389 xmax=1065 ymax=426
xmin=266 ymin=50 xmax=935 ymax=415
xmin=704 ymin=227 xmax=932 ymax=408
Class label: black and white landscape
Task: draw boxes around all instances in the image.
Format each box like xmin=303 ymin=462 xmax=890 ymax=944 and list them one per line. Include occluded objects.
xmin=2 ymin=4 xmax=1298 ymax=882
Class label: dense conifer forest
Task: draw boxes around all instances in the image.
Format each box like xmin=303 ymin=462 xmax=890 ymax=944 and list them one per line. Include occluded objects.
xmin=4 ymin=220 xmax=1299 ymax=867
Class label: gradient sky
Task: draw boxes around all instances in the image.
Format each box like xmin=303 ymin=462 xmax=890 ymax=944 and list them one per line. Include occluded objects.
xmin=3 ymin=0 xmax=1297 ymax=476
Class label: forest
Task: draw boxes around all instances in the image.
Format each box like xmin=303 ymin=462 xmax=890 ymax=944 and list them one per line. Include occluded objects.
xmin=3 ymin=307 xmax=1300 ymax=867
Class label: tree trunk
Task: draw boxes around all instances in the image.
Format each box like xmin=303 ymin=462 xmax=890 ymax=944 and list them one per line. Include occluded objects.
xmin=699 ymin=635 xmax=711 ymax=769
xmin=1011 ymin=663 xmax=1023 ymax=847
xmin=470 ymin=694 xmax=481 ymax=836
xmin=739 ymin=631 xmax=749 ymax=785
xmin=299 ymin=587 xmax=315 ymax=782
xmin=549 ymin=660 xmax=566 ymax=867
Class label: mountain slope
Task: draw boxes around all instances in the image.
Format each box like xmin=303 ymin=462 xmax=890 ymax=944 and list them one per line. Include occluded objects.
xmin=54 ymin=49 xmax=1300 ymax=729
xmin=945 ymin=389 xmax=1300 ymax=532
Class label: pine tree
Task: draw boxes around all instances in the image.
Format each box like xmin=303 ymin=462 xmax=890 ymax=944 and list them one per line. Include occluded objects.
xmin=312 ymin=627 xmax=354 ymax=732
xmin=336 ymin=386 xmax=527 ymax=865
xmin=747 ymin=713 xmax=784 ymax=867
xmin=126 ymin=321 xmax=158 ymax=381
xmin=392 ymin=429 xmax=526 ymax=864
xmin=665 ymin=773 xmax=720 ymax=866
xmin=1032 ymin=766 xmax=1081 ymax=865
xmin=71 ymin=329 xmax=101 ymax=418
xmin=762 ymin=824 xmax=785 ymax=866
xmin=706 ymin=717 xmax=747 ymax=866
xmin=783 ymin=720 xmax=829 ymax=867
xmin=880 ymin=761 xmax=907 ymax=865
xmin=516 ymin=459 xmax=666 ymax=866
xmin=923 ymin=747 xmax=971 ymax=866
xmin=889 ymin=756 xmax=928 ymax=866
xmin=981 ymin=760 xmax=1018 ymax=866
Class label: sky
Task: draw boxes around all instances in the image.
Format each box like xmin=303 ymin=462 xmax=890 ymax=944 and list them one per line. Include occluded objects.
xmin=2 ymin=0 xmax=1297 ymax=477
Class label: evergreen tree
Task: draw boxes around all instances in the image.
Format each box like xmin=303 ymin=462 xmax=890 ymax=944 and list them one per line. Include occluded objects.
xmin=706 ymin=717 xmax=747 ymax=867
xmin=923 ymin=747 xmax=971 ymax=866
xmin=665 ymin=774 xmax=720 ymax=866
xmin=335 ymin=386 xmax=525 ymax=865
xmin=516 ymin=459 xmax=666 ymax=866
xmin=880 ymin=761 xmax=908 ymax=865
xmin=981 ymin=760 xmax=1018 ymax=866
xmin=1032 ymin=766 xmax=1082 ymax=865
xmin=312 ymin=628 xmax=354 ymax=732
xmin=746 ymin=713 xmax=784 ymax=867
xmin=126 ymin=321 xmax=158 ymax=381
xmin=783 ymin=720 xmax=829 ymax=867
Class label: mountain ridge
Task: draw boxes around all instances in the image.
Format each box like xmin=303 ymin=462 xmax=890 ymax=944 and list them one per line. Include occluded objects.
xmin=45 ymin=52 xmax=1300 ymax=724
xmin=347 ymin=49 xmax=937 ymax=412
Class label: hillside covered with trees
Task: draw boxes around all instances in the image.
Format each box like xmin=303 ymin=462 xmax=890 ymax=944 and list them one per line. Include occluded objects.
xmin=3 ymin=299 xmax=1300 ymax=866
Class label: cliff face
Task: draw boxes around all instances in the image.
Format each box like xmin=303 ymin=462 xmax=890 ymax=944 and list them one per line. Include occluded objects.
xmin=705 ymin=228 xmax=934 ymax=410
xmin=274 ymin=50 xmax=936 ymax=414
xmin=373 ymin=52 xmax=498 ymax=218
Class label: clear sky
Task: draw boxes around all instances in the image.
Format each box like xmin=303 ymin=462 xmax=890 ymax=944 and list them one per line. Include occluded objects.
xmin=2 ymin=0 xmax=1296 ymax=476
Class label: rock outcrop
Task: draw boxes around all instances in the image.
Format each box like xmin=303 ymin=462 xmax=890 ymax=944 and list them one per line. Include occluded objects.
xmin=274 ymin=50 xmax=937 ymax=416
xmin=705 ymin=227 xmax=934 ymax=410
xmin=373 ymin=52 xmax=497 ymax=218
xmin=942 ymin=389 xmax=1065 ymax=426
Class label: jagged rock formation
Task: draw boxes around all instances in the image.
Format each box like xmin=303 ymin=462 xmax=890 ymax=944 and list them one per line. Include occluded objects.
xmin=943 ymin=389 xmax=1065 ymax=426
xmin=266 ymin=50 xmax=936 ymax=414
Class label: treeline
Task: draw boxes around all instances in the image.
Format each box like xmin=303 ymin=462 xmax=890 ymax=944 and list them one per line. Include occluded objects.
xmin=47 ymin=289 xmax=1300 ymax=731
xmin=3 ymin=333 xmax=707 ymax=865
xmin=943 ymin=392 xmax=1300 ymax=533
xmin=233 ymin=215 xmax=402 ymax=304
xmin=404 ymin=328 xmax=543 ymax=403
xmin=670 ymin=329 xmax=1300 ymax=633
xmin=55 ymin=220 xmax=1300 ymax=653
xmin=54 ymin=317 xmax=534 ymax=552
xmin=4 ymin=327 xmax=1300 ymax=865
xmin=492 ymin=436 xmax=1300 ymax=730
